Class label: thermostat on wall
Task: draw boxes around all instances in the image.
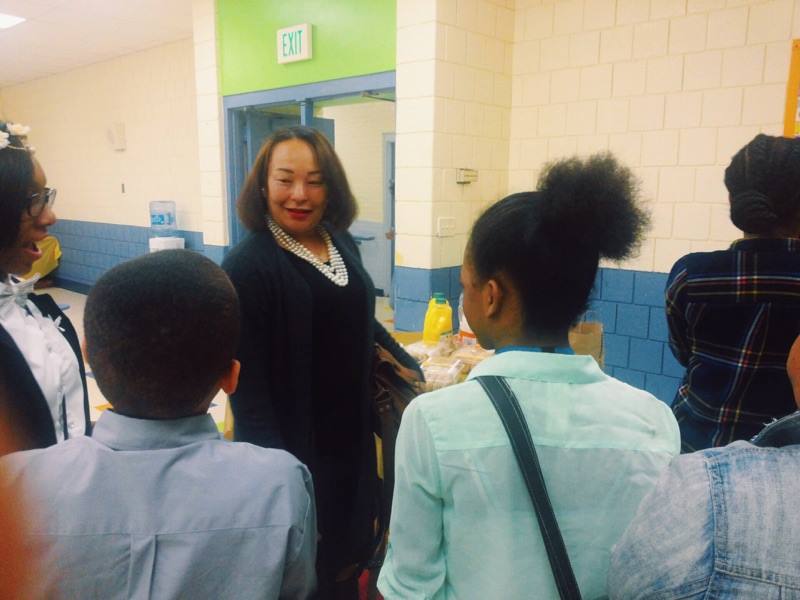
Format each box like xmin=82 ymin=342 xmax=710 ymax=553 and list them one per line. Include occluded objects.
xmin=456 ymin=168 xmax=478 ymax=184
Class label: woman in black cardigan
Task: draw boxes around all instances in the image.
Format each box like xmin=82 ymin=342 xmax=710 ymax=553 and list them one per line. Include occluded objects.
xmin=223 ymin=126 xmax=419 ymax=599
xmin=0 ymin=121 xmax=90 ymax=452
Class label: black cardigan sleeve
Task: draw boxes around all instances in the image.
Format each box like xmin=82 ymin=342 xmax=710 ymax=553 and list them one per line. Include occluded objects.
xmin=224 ymin=260 xmax=286 ymax=449
xmin=341 ymin=232 xmax=425 ymax=381
xmin=374 ymin=320 xmax=423 ymax=377
xmin=338 ymin=232 xmax=423 ymax=378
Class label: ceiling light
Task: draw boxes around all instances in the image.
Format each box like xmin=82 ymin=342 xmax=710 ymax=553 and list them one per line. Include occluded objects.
xmin=0 ymin=13 xmax=25 ymax=29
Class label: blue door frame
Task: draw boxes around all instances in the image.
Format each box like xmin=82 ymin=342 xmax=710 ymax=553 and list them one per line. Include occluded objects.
xmin=223 ymin=71 xmax=396 ymax=247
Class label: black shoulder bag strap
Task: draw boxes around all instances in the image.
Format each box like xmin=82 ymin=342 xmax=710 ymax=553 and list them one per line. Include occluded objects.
xmin=476 ymin=375 xmax=582 ymax=600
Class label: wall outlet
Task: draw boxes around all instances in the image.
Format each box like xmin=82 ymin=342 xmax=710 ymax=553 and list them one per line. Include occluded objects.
xmin=437 ymin=216 xmax=456 ymax=237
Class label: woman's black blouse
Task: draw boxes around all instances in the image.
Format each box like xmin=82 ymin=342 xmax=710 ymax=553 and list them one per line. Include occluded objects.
xmin=285 ymin=252 xmax=368 ymax=457
xmin=285 ymin=250 xmax=369 ymax=566
xmin=222 ymin=228 xmax=420 ymax=570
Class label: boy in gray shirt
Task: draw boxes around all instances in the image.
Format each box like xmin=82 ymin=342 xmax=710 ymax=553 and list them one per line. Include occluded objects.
xmin=2 ymin=250 xmax=316 ymax=599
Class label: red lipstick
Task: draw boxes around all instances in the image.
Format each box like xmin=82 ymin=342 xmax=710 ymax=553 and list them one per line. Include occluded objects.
xmin=287 ymin=208 xmax=311 ymax=221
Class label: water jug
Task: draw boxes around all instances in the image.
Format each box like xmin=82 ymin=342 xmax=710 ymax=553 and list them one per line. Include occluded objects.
xmin=149 ymin=200 xmax=177 ymax=237
xmin=423 ymin=294 xmax=453 ymax=345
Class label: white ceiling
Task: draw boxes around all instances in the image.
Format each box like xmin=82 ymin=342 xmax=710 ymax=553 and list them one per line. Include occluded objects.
xmin=0 ymin=0 xmax=194 ymax=87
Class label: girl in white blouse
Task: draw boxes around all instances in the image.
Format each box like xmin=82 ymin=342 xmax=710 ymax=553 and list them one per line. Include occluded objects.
xmin=0 ymin=121 xmax=89 ymax=451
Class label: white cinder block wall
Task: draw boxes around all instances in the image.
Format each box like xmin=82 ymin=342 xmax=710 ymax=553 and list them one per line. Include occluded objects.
xmin=395 ymin=0 xmax=515 ymax=271
xmin=319 ymin=101 xmax=396 ymax=223
xmin=192 ymin=0 xmax=228 ymax=247
xmin=394 ymin=0 xmax=790 ymax=275
xmin=510 ymin=0 xmax=799 ymax=273
xmin=0 ymin=39 xmax=203 ymax=233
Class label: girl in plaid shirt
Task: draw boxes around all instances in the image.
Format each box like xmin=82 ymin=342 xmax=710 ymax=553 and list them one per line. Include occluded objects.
xmin=666 ymin=134 xmax=800 ymax=452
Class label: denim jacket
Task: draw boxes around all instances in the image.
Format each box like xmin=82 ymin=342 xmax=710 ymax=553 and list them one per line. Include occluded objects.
xmin=608 ymin=412 xmax=800 ymax=599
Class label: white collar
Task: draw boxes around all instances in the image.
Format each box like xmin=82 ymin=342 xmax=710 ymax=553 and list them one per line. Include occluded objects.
xmin=0 ymin=274 xmax=40 ymax=308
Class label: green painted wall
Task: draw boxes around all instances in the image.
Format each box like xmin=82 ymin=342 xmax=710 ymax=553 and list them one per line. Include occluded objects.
xmin=218 ymin=0 xmax=396 ymax=97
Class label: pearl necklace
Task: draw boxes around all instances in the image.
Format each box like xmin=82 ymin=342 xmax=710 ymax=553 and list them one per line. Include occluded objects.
xmin=266 ymin=216 xmax=349 ymax=287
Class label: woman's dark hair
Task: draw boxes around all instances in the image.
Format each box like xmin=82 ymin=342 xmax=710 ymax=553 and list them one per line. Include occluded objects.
xmin=0 ymin=122 xmax=34 ymax=252
xmin=237 ymin=125 xmax=358 ymax=232
xmin=724 ymin=134 xmax=800 ymax=235
xmin=468 ymin=152 xmax=648 ymax=337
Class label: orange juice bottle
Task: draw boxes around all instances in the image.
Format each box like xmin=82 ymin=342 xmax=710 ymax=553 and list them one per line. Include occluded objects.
xmin=423 ymin=294 xmax=453 ymax=344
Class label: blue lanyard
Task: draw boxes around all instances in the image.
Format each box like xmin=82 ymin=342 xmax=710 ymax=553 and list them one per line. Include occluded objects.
xmin=496 ymin=345 xmax=575 ymax=355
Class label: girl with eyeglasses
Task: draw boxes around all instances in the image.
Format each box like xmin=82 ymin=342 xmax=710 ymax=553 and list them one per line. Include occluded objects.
xmin=0 ymin=121 xmax=90 ymax=452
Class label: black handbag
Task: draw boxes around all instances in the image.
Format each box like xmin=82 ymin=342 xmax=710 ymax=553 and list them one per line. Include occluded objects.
xmin=372 ymin=343 xmax=423 ymax=531
xmin=476 ymin=375 xmax=583 ymax=600
xmin=364 ymin=344 xmax=423 ymax=598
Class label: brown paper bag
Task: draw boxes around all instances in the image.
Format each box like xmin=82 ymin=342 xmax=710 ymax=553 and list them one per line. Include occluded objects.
xmin=569 ymin=321 xmax=604 ymax=368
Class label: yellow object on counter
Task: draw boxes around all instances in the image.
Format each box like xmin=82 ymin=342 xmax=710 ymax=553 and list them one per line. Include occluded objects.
xmin=422 ymin=295 xmax=453 ymax=344
xmin=23 ymin=235 xmax=61 ymax=280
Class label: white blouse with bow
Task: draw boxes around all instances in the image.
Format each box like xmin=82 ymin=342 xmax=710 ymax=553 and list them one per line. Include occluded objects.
xmin=0 ymin=276 xmax=85 ymax=441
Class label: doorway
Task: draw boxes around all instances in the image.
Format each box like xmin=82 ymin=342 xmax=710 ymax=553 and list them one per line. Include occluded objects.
xmin=223 ymin=72 xmax=396 ymax=295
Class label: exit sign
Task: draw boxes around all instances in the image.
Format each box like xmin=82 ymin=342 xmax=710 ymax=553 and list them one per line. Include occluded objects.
xmin=277 ymin=23 xmax=312 ymax=64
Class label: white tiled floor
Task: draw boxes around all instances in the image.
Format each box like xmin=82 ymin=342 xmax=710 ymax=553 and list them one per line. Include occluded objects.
xmin=44 ymin=288 xmax=398 ymax=430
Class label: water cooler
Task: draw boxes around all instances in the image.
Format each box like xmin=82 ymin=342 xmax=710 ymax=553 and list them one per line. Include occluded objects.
xmin=148 ymin=200 xmax=184 ymax=252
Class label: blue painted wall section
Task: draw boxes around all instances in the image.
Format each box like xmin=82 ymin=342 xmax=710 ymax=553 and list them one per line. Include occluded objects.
xmin=393 ymin=265 xmax=462 ymax=331
xmin=49 ymin=226 xmax=684 ymax=405
xmin=203 ymin=245 xmax=229 ymax=265
xmin=50 ymin=219 xmax=205 ymax=286
xmin=590 ymin=268 xmax=682 ymax=405
xmin=394 ymin=264 xmax=684 ymax=405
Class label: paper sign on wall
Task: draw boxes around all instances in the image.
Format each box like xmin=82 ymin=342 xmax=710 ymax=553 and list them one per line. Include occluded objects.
xmin=783 ymin=40 xmax=800 ymax=137
xmin=277 ymin=23 xmax=312 ymax=64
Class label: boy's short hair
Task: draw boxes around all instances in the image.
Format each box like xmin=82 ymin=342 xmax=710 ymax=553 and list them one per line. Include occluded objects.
xmin=84 ymin=250 xmax=241 ymax=419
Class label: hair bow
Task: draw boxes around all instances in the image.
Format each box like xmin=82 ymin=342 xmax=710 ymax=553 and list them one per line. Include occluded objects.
xmin=0 ymin=275 xmax=41 ymax=308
